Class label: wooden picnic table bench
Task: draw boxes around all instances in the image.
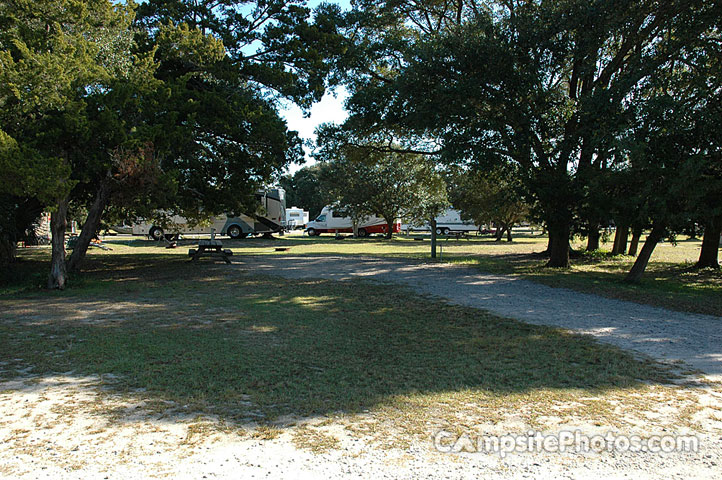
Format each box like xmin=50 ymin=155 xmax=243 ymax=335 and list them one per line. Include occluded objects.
xmin=188 ymin=232 xmax=233 ymax=264
xmin=445 ymin=231 xmax=470 ymax=241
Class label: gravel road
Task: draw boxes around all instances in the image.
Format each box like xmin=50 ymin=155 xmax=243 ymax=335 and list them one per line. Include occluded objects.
xmin=238 ymin=255 xmax=722 ymax=380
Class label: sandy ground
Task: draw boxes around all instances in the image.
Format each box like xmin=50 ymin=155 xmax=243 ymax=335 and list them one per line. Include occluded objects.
xmin=1 ymin=373 xmax=721 ymax=480
xmin=2 ymin=255 xmax=722 ymax=479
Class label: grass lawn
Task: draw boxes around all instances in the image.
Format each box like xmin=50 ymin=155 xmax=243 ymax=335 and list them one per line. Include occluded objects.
xmin=251 ymin=232 xmax=720 ymax=316
xmin=18 ymin=230 xmax=715 ymax=316
xmin=0 ymin=253 xmax=707 ymax=446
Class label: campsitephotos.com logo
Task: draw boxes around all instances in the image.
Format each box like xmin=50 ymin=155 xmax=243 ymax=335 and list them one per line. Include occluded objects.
xmin=432 ymin=429 xmax=700 ymax=458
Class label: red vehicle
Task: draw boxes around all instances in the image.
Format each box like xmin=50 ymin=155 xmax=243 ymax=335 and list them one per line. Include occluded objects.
xmin=305 ymin=206 xmax=401 ymax=237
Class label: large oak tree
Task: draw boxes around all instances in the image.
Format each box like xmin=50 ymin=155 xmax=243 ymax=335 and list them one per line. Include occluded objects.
xmin=337 ymin=0 xmax=720 ymax=267
xmin=1 ymin=0 xmax=345 ymax=288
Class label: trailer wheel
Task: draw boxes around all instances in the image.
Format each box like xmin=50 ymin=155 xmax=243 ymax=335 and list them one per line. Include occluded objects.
xmin=442 ymin=227 xmax=450 ymax=235
xmin=227 ymin=224 xmax=244 ymax=239
xmin=435 ymin=227 xmax=443 ymax=236
xmin=306 ymin=228 xmax=317 ymax=236
xmin=357 ymin=228 xmax=368 ymax=238
xmin=149 ymin=227 xmax=164 ymax=241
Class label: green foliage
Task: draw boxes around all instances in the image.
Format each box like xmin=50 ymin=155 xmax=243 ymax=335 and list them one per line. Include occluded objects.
xmin=613 ymin=14 xmax=722 ymax=236
xmin=131 ymin=1 xmax=347 ymax=218
xmin=447 ymin=164 xmax=529 ymax=232
xmin=0 ymin=0 xmax=133 ymax=203
xmin=316 ymin=128 xmax=449 ymax=233
xmin=136 ymin=0 xmax=347 ymax=108
xmin=1 ymin=1 xmax=345 ymax=273
xmin=0 ymin=0 xmax=155 ymax=270
xmin=338 ymin=0 xmax=722 ymax=265
xmin=0 ymin=130 xmax=72 ymax=203
xmin=280 ymin=164 xmax=331 ymax=219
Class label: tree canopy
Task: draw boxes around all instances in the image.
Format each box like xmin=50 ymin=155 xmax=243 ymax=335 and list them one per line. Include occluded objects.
xmin=331 ymin=0 xmax=722 ymax=277
xmin=0 ymin=0 xmax=346 ymax=287
xmin=316 ymin=126 xmax=448 ymax=239
xmin=280 ymin=164 xmax=331 ymax=219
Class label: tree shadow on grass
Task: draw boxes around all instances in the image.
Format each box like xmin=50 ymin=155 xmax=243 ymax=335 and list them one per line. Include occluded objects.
xmin=0 ymin=255 xmax=676 ymax=427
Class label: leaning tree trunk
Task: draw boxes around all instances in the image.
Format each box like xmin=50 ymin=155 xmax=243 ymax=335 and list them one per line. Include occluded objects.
xmin=47 ymin=198 xmax=69 ymax=289
xmin=67 ymin=181 xmax=110 ymax=272
xmin=612 ymin=224 xmax=629 ymax=255
xmin=430 ymin=218 xmax=437 ymax=259
xmin=625 ymin=223 xmax=665 ymax=283
xmin=494 ymin=224 xmax=506 ymax=242
xmin=696 ymin=216 xmax=721 ymax=269
xmin=586 ymin=225 xmax=600 ymax=251
xmin=547 ymin=222 xmax=570 ymax=268
xmin=628 ymin=226 xmax=642 ymax=256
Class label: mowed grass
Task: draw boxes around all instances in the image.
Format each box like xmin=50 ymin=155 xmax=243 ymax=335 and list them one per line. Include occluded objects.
xmin=263 ymin=233 xmax=719 ymax=316
xmin=29 ymin=230 xmax=717 ymax=316
xmin=0 ymin=253 xmax=694 ymax=440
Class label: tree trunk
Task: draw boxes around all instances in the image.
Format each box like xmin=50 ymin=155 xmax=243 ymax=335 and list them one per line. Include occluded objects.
xmin=545 ymin=232 xmax=553 ymax=256
xmin=546 ymin=222 xmax=570 ymax=268
xmin=47 ymin=198 xmax=69 ymax=289
xmin=628 ymin=226 xmax=642 ymax=256
xmin=384 ymin=217 xmax=394 ymax=239
xmin=695 ymin=216 xmax=721 ymax=269
xmin=67 ymin=181 xmax=110 ymax=272
xmin=0 ymin=233 xmax=15 ymax=266
xmin=430 ymin=218 xmax=437 ymax=259
xmin=586 ymin=226 xmax=600 ymax=251
xmin=612 ymin=224 xmax=629 ymax=255
xmin=506 ymin=225 xmax=513 ymax=242
xmin=625 ymin=223 xmax=665 ymax=283
xmin=494 ymin=224 xmax=506 ymax=242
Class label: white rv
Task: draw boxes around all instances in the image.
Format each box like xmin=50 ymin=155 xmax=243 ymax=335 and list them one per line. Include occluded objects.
xmin=305 ymin=206 xmax=400 ymax=237
xmin=402 ymin=209 xmax=480 ymax=235
xmin=129 ymin=188 xmax=286 ymax=240
xmin=285 ymin=207 xmax=309 ymax=230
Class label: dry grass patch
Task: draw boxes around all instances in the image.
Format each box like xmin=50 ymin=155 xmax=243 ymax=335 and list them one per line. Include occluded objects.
xmin=292 ymin=425 xmax=341 ymax=453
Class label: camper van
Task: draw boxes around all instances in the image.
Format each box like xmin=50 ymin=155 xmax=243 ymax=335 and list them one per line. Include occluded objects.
xmin=402 ymin=209 xmax=480 ymax=235
xmin=305 ymin=206 xmax=400 ymax=237
xmin=285 ymin=207 xmax=309 ymax=230
xmin=130 ymin=188 xmax=286 ymax=240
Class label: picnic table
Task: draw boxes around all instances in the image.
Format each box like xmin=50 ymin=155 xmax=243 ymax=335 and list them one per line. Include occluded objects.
xmin=188 ymin=230 xmax=233 ymax=264
xmin=445 ymin=231 xmax=470 ymax=241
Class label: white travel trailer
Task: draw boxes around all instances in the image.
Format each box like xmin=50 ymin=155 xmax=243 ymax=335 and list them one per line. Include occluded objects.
xmin=129 ymin=188 xmax=286 ymax=240
xmin=285 ymin=207 xmax=309 ymax=230
xmin=305 ymin=206 xmax=400 ymax=237
xmin=402 ymin=209 xmax=480 ymax=235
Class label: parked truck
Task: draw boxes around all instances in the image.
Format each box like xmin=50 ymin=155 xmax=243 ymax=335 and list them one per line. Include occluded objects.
xmin=305 ymin=206 xmax=400 ymax=237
